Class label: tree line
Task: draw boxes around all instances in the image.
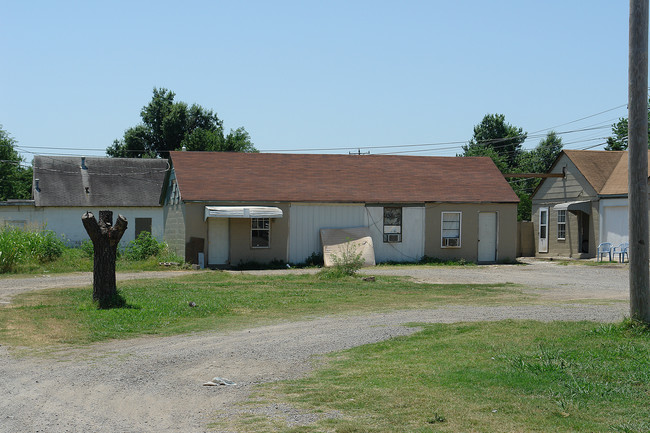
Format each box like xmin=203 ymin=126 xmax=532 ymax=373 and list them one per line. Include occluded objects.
xmin=1 ymin=91 xmax=645 ymax=219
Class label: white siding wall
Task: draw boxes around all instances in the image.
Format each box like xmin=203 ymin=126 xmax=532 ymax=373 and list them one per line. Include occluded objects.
xmin=599 ymin=198 xmax=629 ymax=246
xmin=41 ymin=207 xmax=164 ymax=246
xmin=365 ymin=206 xmax=425 ymax=262
xmin=288 ymin=203 xmax=425 ymax=264
xmin=288 ymin=204 xmax=365 ymax=263
xmin=0 ymin=205 xmax=43 ymax=228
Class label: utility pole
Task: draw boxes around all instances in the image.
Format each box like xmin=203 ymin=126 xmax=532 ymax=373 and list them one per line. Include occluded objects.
xmin=628 ymin=0 xmax=650 ymax=323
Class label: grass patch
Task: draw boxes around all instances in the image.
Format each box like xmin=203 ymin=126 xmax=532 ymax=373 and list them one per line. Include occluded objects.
xmin=0 ymin=272 xmax=525 ymax=347
xmin=235 ymin=320 xmax=650 ymax=433
xmin=3 ymin=247 xmax=186 ymax=274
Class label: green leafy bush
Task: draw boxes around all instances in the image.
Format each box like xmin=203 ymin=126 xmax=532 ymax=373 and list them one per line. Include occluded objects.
xmin=32 ymin=230 xmax=65 ymax=262
xmin=124 ymin=231 xmax=166 ymax=261
xmin=0 ymin=227 xmax=23 ymax=273
xmin=79 ymin=239 xmax=94 ymax=258
xmin=0 ymin=227 xmax=65 ymax=273
xmin=328 ymin=239 xmax=364 ymax=277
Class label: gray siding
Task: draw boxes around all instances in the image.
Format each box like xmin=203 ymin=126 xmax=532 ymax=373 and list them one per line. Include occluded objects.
xmin=532 ymin=154 xmax=600 ymax=258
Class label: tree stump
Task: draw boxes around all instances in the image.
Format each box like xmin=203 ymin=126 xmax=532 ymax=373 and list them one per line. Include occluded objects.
xmin=82 ymin=211 xmax=128 ymax=308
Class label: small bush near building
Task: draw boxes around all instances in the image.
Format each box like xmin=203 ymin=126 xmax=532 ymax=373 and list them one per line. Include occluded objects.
xmin=124 ymin=231 xmax=166 ymax=261
xmin=321 ymin=240 xmax=364 ymax=278
xmin=0 ymin=227 xmax=66 ymax=273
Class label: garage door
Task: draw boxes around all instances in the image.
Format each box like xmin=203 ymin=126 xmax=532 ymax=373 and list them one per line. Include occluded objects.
xmin=601 ymin=206 xmax=628 ymax=245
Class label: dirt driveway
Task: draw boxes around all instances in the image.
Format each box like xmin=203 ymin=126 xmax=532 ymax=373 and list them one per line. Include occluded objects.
xmin=0 ymin=261 xmax=631 ymax=432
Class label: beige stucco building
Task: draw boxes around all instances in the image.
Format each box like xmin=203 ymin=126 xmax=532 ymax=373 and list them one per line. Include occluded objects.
xmin=163 ymin=152 xmax=519 ymax=267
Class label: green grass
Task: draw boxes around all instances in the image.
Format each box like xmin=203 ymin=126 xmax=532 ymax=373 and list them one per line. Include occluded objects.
xmin=231 ymin=320 xmax=650 ymax=433
xmin=0 ymin=272 xmax=525 ymax=347
xmin=2 ymin=247 xmax=186 ymax=275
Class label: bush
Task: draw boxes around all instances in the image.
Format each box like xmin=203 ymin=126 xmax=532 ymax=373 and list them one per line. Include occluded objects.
xmin=303 ymin=251 xmax=324 ymax=267
xmin=33 ymin=230 xmax=65 ymax=262
xmin=79 ymin=239 xmax=94 ymax=258
xmin=0 ymin=227 xmax=66 ymax=273
xmin=0 ymin=227 xmax=24 ymax=273
xmin=124 ymin=231 xmax=166 ymax=261
xmin=328 ymin=239 xmax=364 ymax=277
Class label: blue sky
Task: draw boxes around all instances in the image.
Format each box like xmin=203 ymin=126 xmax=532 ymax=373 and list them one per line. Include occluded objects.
xmin=0 ymin=1 xmax=634 ymax=162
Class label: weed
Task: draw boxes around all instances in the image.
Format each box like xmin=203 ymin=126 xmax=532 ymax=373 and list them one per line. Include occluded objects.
xmin=329 ymin=238 xmax=364 ymax=276
xmin=0 ymin=227 xmax=65 ymax=273
xmin=124 ymin=231 xmax=166 ymax=261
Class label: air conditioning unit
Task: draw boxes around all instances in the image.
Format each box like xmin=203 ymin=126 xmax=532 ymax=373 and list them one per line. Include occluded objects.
xmin=386 ymin=233 xmax=402 ymax=243
xmin=442 ymin=237 xmax=459 ymax=247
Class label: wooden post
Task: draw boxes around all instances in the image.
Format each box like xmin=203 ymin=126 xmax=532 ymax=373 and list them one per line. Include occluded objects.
xmin=628 ymin=0 xmax=650 ymax=323
xmin=82 ymin=211 xmax=128 ymax=308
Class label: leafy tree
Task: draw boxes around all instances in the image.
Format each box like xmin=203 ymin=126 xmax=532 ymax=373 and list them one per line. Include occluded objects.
xmin=461 ymin=114 xmax=563 ymax=221
xmin=604 ymin=100 xmax=650 ymax=151
xmin=0 ymin=126 xmax=32 ymax=201
xmin=604 ymin=117 xmax=630 ymax=151
xmin=107 ymin=88 xmax=257 ymax=158
xmin=511 ymin=131 xmax=564 ymax=220
xmin=461 ymin=114 xmax=527 ymax=170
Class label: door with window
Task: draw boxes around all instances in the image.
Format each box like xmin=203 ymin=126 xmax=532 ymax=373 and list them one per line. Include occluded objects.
xmin=478 ymin=212 xmax=497 ymax=262
xmin=538 ymin=207 xmax=549 ymax=253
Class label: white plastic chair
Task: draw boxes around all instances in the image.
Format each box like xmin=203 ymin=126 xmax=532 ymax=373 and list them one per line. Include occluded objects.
xmin=613 ymin=242 xmax=629 ymax=263
xmin=597 ymin=242 xmax=613 ymax=262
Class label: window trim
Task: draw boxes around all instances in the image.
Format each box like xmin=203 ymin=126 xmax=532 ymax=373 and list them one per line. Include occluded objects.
xmin=557 ymin=209 xmax=566 ymax=240
xmin=383 ymin=206 xmax=402 ymax=243
xmin=251 ymin=217 xmax=270 ymax=249
xmin=441 ymin=211 xmax=462 ymax=248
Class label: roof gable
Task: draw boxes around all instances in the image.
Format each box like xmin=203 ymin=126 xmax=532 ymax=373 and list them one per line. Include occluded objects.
xmin=33 ymin=156 xmax=168 ymax=207
xmin=169 ymin=152 xmax=519 ymax=203
xmin=563 ymin=150 xmax=625 ymax=193
xmin=600 ymin=150 xmax=650 ymax=195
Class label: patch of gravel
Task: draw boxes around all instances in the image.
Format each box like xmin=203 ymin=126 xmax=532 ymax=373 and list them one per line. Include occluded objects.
xmin=0 ymin=260 xmax=632 ymax=432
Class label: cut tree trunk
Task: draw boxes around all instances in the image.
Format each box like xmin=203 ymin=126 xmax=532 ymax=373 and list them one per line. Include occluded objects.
xmin=82 ymin=211 xmax=128 ymax=307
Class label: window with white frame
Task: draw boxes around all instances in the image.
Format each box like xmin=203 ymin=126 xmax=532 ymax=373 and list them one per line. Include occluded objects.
xmin=557 ymin=210 xmax=566 ymax=240
xmin=251 ymin=218 xmax=270 ymax=248
xmin=383 ymin=207 xmax=402 ymax=243
xmin=441 ymin=212 xmax=461 ymax=247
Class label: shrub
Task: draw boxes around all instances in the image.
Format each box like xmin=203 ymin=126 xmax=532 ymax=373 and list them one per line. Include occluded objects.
xmin=0 ymin=227 xmax=66 ymax=273
xmin=304 ymin=251 xmax=324 ymax=267
xmin=329 ymin=239 xmax=364 ymax=277
xmin=79 ymin=239 xmax=94 ymax=258
xmin=124 ymin=231 xmax=166 ymax=261
xmin=33 ymin=230 xmax=65 ymax=262
xmin=0 ymin=227 xmax=24 ymax=273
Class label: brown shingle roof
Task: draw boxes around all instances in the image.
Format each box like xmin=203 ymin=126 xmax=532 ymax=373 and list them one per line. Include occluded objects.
xmin=169 ymin=152 xmax=519 ymax=203
xmin=563 ymin=150 xmax=650 ymax=195
xmin=563 ymin=150 xmax=625 ymax=193
xmin=600 ymin=150 xmax=650 ymax=195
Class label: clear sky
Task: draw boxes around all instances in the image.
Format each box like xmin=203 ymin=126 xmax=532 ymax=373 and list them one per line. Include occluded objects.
xmin=0 ymin=1 xmax=635 ymax=162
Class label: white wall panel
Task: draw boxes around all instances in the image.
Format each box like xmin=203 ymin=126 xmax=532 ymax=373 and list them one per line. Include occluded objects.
xmin=41 ymin=207 xmax=164 ymax=246
xmin=599 ymin=199 xmax=629 ymax=246
xmin=288 ymin=204 xmax=365 ymax=263
xmin=365 ymin=206 xmax=425 ymax=262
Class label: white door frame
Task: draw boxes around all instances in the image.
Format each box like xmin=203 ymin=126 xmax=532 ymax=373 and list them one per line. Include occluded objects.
xmin=208 ymin=218 xmax=229 ymax=265
xmin=538 ymin=207 xmax=549 ymax=253
xmin=478 ymin=211 xmax=498 ymax=263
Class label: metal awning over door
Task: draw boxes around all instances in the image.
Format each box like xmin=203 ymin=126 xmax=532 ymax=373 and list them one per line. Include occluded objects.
xmin=553 ymin=200 xmax=591 ymax=214
xmin=204 ymin=206 xmax=283 ymax=220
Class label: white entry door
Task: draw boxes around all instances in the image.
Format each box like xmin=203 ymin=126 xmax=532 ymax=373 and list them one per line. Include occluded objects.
xmin=208 ymin=218 xmax=229 ymax=265
xmin=538 ymin=207 xmax=549 ymax=253
xmin=478 ymin=212 xmax=497 ymax=262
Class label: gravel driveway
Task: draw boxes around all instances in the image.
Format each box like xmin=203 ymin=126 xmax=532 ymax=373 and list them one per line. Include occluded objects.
xmin=0 ymin=261 xmax=631 ymax=432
